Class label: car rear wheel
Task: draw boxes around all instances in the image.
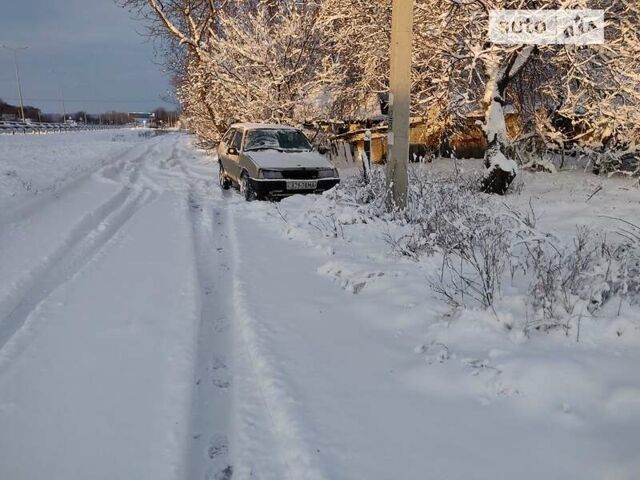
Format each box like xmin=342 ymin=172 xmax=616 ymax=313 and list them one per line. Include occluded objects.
xmin=219 ymin=163 xmax=231 ymax=190
xmin=240 ymin=172 xmax=257 ymax=201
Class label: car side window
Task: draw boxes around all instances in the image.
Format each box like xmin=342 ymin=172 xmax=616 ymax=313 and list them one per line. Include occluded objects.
xmin=222 ymin=128 xmax=235 ymax=145
xmin=231 ymin=130 xmax=243 ymax=151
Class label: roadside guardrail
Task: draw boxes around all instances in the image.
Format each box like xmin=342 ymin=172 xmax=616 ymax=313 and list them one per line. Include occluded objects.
xmin=0 ymin=122 xmax=125 ymax=135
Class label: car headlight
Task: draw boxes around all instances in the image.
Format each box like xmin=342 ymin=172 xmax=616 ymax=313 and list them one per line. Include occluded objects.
xmin=318 ymin=168 xmax=339 ymax=179
xmin=260 ymin=169 xmax=284 ymax=179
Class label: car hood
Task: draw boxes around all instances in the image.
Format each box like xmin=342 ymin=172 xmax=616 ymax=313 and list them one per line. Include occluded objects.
xmin=246 ymin=150 xmax=333 ymax=170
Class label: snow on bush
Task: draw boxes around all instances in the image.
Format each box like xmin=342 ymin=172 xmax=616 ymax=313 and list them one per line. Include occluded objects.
xmin=512 ymin=222 xmax=640 ymax=336
xmin=324 ymin=167 xmax=640 ymax=336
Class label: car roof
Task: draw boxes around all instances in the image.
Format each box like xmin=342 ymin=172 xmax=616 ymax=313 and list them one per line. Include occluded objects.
xmin=230 ymin=122 xmax=298 ymax=131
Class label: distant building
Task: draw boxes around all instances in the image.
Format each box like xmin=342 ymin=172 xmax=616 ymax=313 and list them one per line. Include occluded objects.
xmin=129 ymin=112 xmax=155 ymax=128
xmin=321 ymin=106 xmax=522 ymax=165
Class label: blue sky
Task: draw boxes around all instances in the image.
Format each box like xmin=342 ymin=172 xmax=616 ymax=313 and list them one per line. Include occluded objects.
xmin=0 ymin=0 xmax=174 ymax=114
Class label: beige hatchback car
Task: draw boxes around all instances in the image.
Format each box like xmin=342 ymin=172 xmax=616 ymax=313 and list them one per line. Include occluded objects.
xmin=217 ymin=123 xmax=340 ymax=201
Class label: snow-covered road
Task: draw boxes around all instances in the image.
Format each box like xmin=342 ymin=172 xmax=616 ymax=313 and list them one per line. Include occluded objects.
xmin=0 ymin=133 xmax=235 ymax=479
xmin=1 ymin=132 xmax=638 ymax=479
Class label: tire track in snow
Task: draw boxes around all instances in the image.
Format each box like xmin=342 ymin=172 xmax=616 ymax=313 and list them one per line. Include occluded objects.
xmin=154 ymin=136 xmax=235 ymax=480
xmin=228 ymin=213 xmax=328 ymax=480
xmin=185 ymin=191 xmax=235 ymax=480
xmin=0 ymin=139 xmax=169 ymax=374
xmin=166 ymin=137 xmax=324 ymax=478
xmin=98 ymin=138 xmax=168 ymax=191
xmin=0 ymin=136 xmax=164 ymax=228
xmin=0 ymin=139 xmax=162 ymax=328
xmin=164 ymin=138 xmax=219 ymax=198
xmin=0 ymin=187 xmax=156 ymax=374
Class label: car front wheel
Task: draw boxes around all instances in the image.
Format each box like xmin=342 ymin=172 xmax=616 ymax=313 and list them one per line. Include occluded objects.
xmin=219 ymin=163 xmax=231 ymax=190
xmin=240 ymin=172 xmax=257 ymax=201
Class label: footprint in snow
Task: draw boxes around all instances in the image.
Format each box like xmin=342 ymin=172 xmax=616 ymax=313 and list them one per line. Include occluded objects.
xmin=211 ymin=356 xmax=231 ymax=389
xmin=212 ymin=465 xmax=233 ymax=480
xmin=207 ymin=433 xmax=228 ymax=460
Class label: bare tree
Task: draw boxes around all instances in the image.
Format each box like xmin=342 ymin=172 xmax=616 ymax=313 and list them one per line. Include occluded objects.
xmin=319 ymin=0 xmax=640 ymax=192
xmin=121 ymin=0 xmax=337 ymax=142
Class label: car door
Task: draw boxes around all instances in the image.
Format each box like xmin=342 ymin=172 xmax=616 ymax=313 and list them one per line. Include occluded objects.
xmin=226 ymin=129 xmax=244 ymax=181
xmin=218 ymin=128 xmax=236 ymax=175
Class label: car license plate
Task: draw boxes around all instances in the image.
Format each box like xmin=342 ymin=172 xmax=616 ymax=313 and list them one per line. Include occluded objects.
xmin=288 ymin=180 xmax=317 ymax=190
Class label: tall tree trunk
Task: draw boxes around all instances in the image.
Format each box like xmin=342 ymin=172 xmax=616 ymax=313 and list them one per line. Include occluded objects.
xmin=481 ymin=47 xmax=534 ymax=194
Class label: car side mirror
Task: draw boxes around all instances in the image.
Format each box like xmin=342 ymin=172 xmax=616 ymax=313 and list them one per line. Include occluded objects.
xmin=317 ymin=145 xmax=329 ymax=155
xmin=227 ymin=146 xmax=239 ymax=156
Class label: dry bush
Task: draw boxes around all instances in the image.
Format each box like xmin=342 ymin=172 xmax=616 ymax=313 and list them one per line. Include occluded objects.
xmin=509 ymin=216 xmax=640 ymax=335
xmin=337 ymin=167 xmax=510 ymax=309
xmin=332 ymin=167 xmax=640 ymax=332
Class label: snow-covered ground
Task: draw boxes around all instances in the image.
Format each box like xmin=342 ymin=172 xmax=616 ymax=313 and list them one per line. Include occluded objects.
xmin=0 ymin=129 xmax=151 ymax=224
xmin=0 ymin=131 xmax=638 ymax=479
xmin=0 ymin=130 xmax=230 ymax=479
xmin=234 ymin=163 xmax=640 ymax=479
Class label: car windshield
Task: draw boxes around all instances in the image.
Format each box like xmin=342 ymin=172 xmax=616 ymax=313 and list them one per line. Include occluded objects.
xmin=244 ymin=129 xmax=312 ymax=152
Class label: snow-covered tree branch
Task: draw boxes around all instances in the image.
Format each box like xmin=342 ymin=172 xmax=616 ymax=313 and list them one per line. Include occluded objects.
xmin=125 ymin=0 xmax=639 ymax=185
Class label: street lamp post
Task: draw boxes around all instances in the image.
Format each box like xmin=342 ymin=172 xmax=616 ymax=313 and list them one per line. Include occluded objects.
xmin=60 ymin=88 xmax=67 ymax=123
xmin=386 ymin=0 xmax=414 ymax=210
xmin=1 ymin=45 xmax=28 ymax=122
xmin=50 ymin=69 xmax=67 ymax=123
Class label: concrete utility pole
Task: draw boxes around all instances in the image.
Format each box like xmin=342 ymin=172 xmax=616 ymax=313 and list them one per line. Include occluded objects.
xmin=386 ymin=0 xmax=414 ymax=209
xmin=1 ymin=45 xmax=28 ymax=121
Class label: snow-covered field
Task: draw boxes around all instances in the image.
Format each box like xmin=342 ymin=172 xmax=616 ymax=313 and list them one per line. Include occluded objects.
xmin=0 ymin=130 xmax=150 ymax=224
xmin=0 ymin=131 xmax=638 ymax=479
